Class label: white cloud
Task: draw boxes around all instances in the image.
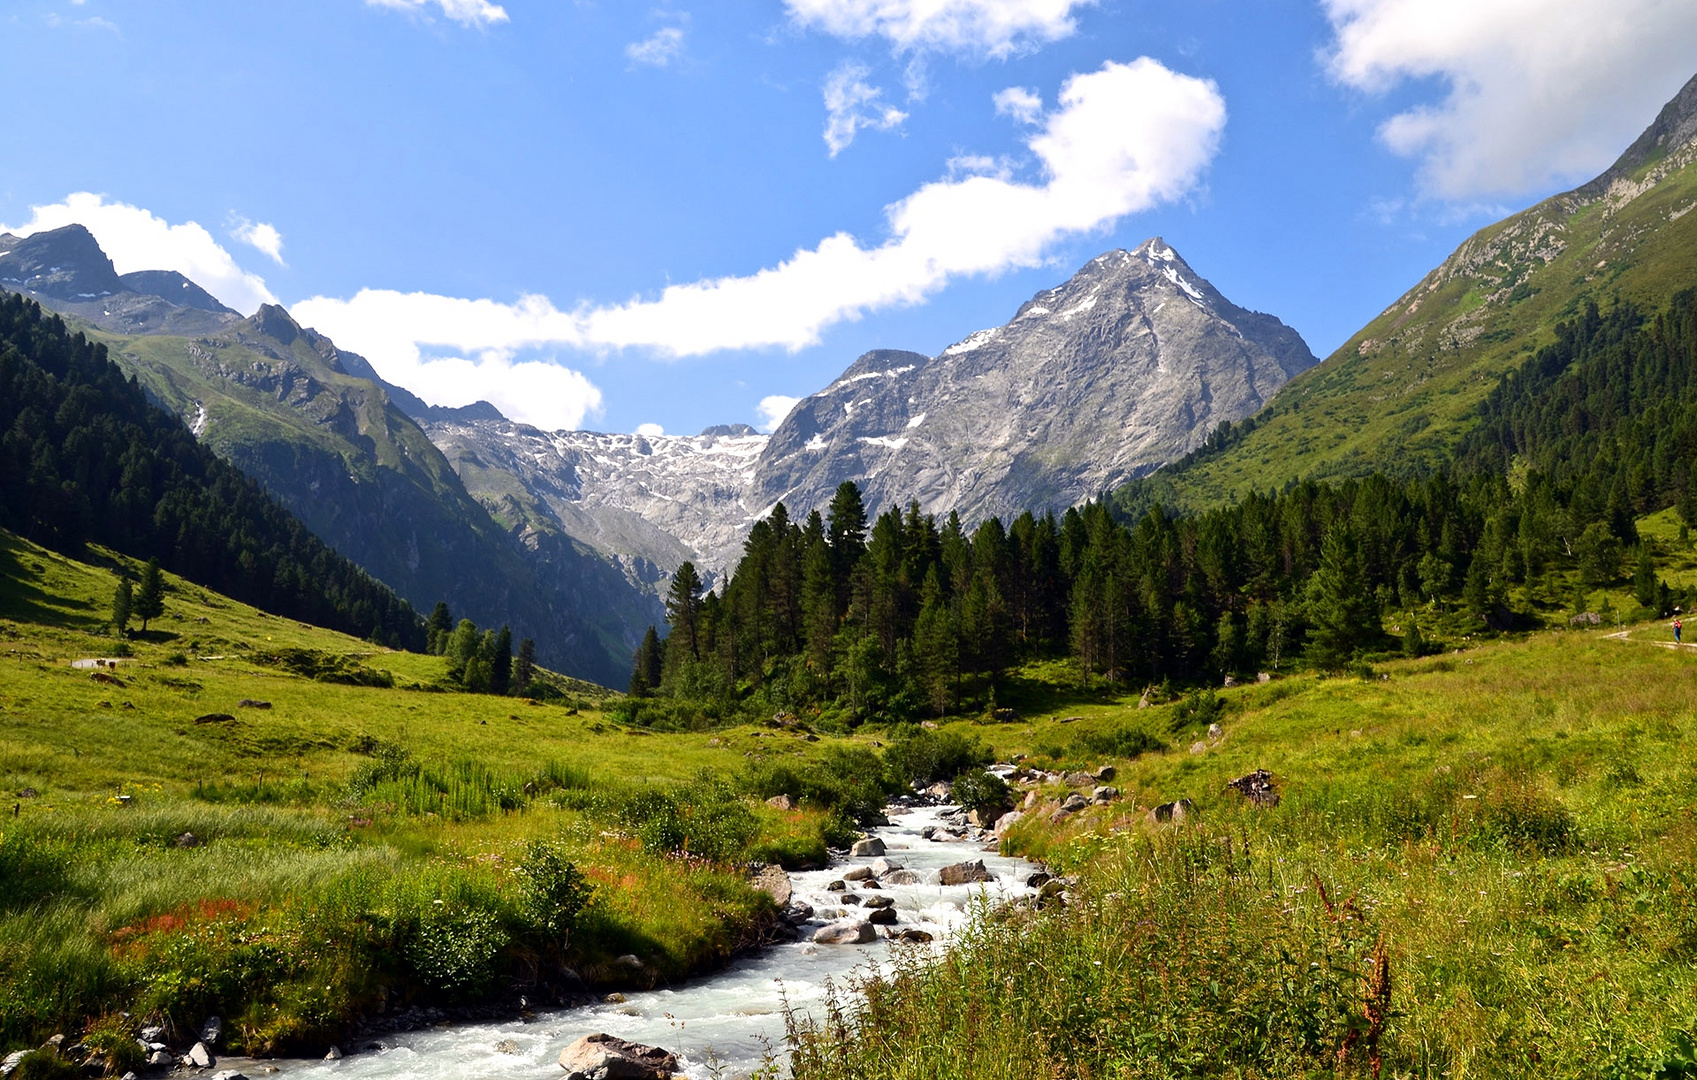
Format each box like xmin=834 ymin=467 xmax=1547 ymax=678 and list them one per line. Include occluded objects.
xmin=993 ymin=85 xmax=1043 ymax=124
xmin=626 ymin=26 xmax=686 ymax=67
xmin=231 ymin=218 xmax=286 ymax=265
xmin=1323 ymin=0 xmax=1697 ymax=199
xmin=292 ymin=57 xmax=1223 ymax=403
xmin=635 ymin=422 xmax=666 ymax=437
xmin=785 ymin=0 xmax=1095 ymax=58
xmin=823 ymin=62 xmax=909 ymax=155
xmin=2 ymin=193 xmax=277 ymax=313
xmin=366 ymin=0 xmax=508 ymax=29
xmin=756 ymin=395 xmax=802 ymax=432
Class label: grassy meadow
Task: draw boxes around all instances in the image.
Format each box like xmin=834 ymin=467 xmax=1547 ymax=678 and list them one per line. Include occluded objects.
xmin=0 ymin=531 xmax=861 ymax=1058
xmin=786 ymin=627 xmax=1697 ymax=1079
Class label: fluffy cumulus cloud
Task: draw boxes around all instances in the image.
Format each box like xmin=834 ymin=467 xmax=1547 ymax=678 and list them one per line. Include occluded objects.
xmin=785 ymin=0 xmax=1095 ymax=58
xmin=1324 ymin=0 xmax=1697 ymax=199
xmin=823 ymin=62 xmax=908 ymax=155
xmin=2 ymin=193 xmax=277 ymax=313
xmin=756 ymin=395 xmax=802 ymax=432
xmin=626 ymin=26 xmax=686 ymax=67
xmin=286 ymin=291 xmax=604 ymax=431
xmin=231 ymin=218 xmax=285 ymax=265
xmin=366 ymin=0 xmax=508 ymax=29
xmin=635 ymin=422 xmax=665 ymax=437
xmin=293 ymin=57 xmax=1223 ymax=413
xmin=993 ymin=85 xmax=1043 ymax=124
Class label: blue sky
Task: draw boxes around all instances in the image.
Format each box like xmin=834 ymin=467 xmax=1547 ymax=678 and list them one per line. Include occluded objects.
xmin=5 ymin=0 xmax=1697 ymax=435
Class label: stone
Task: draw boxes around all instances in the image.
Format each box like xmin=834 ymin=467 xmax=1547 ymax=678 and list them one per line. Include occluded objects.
xmin=1091 ymin=786 xmax=1119 ymax=804
xmin=1021 ymin=790 xmax=1038 ymax=810
xmin=1061 ymin=794 xmax=1089 ymax=813
xmin=323 ymin=1046 xmax=343 ymax=1060
xmin=1256 ymin=672 xmax=1272 ymax=684
xmin=1147 ymin=798 xmax=1197 ymax=825
xmin=1225 ymin=769 xmax=1280 ymax=808
xmin=1 ymin=1051 xmax=25 ymax=1078
xmin=193 ymin=713 xmax=236 ymax=725
xmin=557 ymin=1033 xmax=678 ymax=1080
xmin=890 ymin=928 xmax=934 ymax=943
xmin=176 ymin=832 xmax=200 ymax=848
xmin=783 ymin=901 xmax=814 ymax=925
xmin=825 ymin=879 xmax=846 ymax=892
xmin=200 ymin=1016 xmax=223 ymax=1046
xmin=920 ymin=825 xmax=937 ymax=839
xmin=138 ymin=1027 xmax=164 ymax=1044
xmin=236 ymin=699 xmax=271 ymax=709
xmin=849 ymin=837 xmax=885 ymax=857
xmin=937 ymin=860 xmax=994 ymax=886
xmin=869 ymin=857 xmax=904 ymax=876
xmin=764 ymin=794 xmax=794 ymax=811
xmin=146 ymin=1051 xmax=173 ymax=1068
xmin=861 ymin=894 xmax=895 ymax=909
xmin=840 ymin=893 xmax=861 ymax=905
xmin=1223 ymin=674 xmax=1237 ymax=688
xmin=811 ymin=919 xmax=877 ymax=944
xmin=992 ymin=809 xmax=1024 ymax=836
xmin=1189 ymin=741 xmax=1208 ymax=755
xmin=867 ymin=907 xmax=898 ymax=925
xmin=1024 ymin=871 xmax=1052 ymax=889
xmin=613 ymin=954 xmax=644 ymax=971
xmin=1208 ymin=723 xmax=1223 ymax=741
xmin=860 ymin=878 xmax=881 ymax=889
xmin=1094 ymin=765 xmax=1116 ymax=782
xmin=842 ymin=865 xmax=874 ymax=882
xmin=186 ymin=1042 xmax=214 ymax=1069
xmin=210 ymin=1071 xmax=250 ymax=1080
xmin=1063 ymin=771 xmax=1094 ymax=787
xmin=495 ymin=1039 xmax=520 ymax=1055
xmin=923 ymin=781 xmax=952 ymax=801
xmin=750 ymin=864 xmax=792 ymax=907
xmin=882 ymin=869 xmax=922 ymax=885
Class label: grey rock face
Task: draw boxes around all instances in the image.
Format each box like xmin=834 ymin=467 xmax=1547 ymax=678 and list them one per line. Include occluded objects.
xmin=754 ymin=239 xmax=1315 ymax=526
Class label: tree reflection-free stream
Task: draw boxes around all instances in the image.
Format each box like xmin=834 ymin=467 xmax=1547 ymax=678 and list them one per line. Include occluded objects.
xmin=275 ymin=804 xmax=1034 ymax=1079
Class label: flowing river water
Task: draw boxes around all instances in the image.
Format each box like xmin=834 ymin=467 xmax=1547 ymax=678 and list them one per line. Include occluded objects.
xmin=271 ymin=803 xmax=1036 ymax=1080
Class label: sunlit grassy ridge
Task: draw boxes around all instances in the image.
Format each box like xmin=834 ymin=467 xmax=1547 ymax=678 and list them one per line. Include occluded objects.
xmin=787 ymin=628 xmax=1697 ymax=1078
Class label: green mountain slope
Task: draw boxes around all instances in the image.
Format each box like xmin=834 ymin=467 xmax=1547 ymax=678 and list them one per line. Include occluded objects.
xmin=86 ymin=304 xmax=656 ymax=686
xmin=1117 ymin=71 xmax=1697 ymax=514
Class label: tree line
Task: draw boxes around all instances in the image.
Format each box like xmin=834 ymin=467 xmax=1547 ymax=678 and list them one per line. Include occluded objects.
xmin=632 ymin=293 xmax=1697 ymax=725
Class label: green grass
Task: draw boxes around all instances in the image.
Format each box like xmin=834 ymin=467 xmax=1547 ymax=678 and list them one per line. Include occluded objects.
xmin=0 ymin=530 xmax=859 ymax=1055
xmin=786 ymin=626 xmax=1697 ymax=1078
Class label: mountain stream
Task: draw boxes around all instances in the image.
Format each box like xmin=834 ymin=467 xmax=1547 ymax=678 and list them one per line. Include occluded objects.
xmin=272 ymin=803 xmax=1036 ymax=1079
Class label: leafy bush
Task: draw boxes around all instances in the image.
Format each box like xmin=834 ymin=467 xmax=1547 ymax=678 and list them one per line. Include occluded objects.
xmin=81 ymin=1013 xmax=146 ymax=1075
xmin=741 ymin=746 xmax=892 ymax=823
xmin=882 ymin=729 xmax=993 ymax=788
xmin=514 ymin=840 xmax=591 ymax=943
xmin=403 ymin=904 xmax=509 ymax=1001
xmin=1170 ymin=689 xmax=1225 ymax=733
xmin=950 ymin=770 xmax=1011 ymax=819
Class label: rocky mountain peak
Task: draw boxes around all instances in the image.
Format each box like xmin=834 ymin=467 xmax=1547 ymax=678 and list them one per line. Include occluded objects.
xmin=244 ymin=303 xmax=302 ymax=346
xmin=0 ymin=223 xmax=124 ymax=301
xmin=1582 ymin=71 xmax=1697 ymax=197
xmin=117 ymin=270 xmax=235 ymax=314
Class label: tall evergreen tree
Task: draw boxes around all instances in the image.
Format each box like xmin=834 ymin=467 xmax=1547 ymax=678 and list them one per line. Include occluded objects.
xmin=665 ymin=562 xmax=704 ymax=663
xmin=514 ymin=637 xmax=537 ymax=695
xmin=134 ymin=558 xmax=164 ymax=632
xmin=111 ymin=578 xmax=132 ymax=637
xmin=490 ymin=625 xmax=514 ymax=695
xmin=629 ymin=626 xmax=663 ymax=696
xmin=427 ymin=602 xmax=454 ymax=655
xmin=1306 ymin=526 xmax=1377 ymax=668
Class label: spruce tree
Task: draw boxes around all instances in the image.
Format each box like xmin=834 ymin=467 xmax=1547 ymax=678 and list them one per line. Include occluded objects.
xmin=134 ymin=558 xmax=165 ymax=632
xmin=111 ymin=578 xmax=133 ymax=637
xmin=427 ymin=602 xmax=454 ymax=655
xmin=1634 ymin=548 xmax=1658 ymax=608
xmin=629 ymin=626 xmax=663 ymax=696
xmin=490 ymin=625 xmax=513 ymax=695
xmin=1307 ymin=526 xmax=1376 ymax=669
xmin=665 ymin=562 xmax=704 ymax=663
xmin=514 ymin=637 xmax=536 ymax=695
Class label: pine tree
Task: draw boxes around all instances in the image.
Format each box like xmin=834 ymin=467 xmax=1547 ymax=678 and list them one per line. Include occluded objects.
xmin=490 ymin=625 xmax=513 ymax=695
xmin=800 ymin=536 xmax=837 ymax=673
xmin=111 ymin=578 xmax=133 ymax=637
xmin=913 ymin=569 xmax=957 ymax=715
xmin=665 ymin=562 xmax=704 ymax=663
xmin=1307 ymin=526 xmax=1377 ymax=669
xmin=1634 ymin=547 xmax=1659 ymax=608
xmin=629 ymin=626 xmax=663 ymax=696
xmin=134 ymin=558 xmax=165 ymax=632
xmin=427 ymin=602 xmax=454 ymax=655
xmin=445 ymin=618 xmax=480 ymax=682
xmin=514 ymin=637 xmax=536 ymax=695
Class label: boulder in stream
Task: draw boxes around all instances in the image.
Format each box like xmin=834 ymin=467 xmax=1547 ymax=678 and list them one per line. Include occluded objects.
xmin=812 ymin=919 xmax=877 ymax=944
xmin=882 ymin=869 xmax=922 ymax=885
xmin=869 ymin=857 xmax=904 ymax=876
xmin=558 ymin=1033 xmax=678 ymax=1079
xmin=849 ymin=837 xmax=886 ymax=857
xmin=938 ymin=860 xmax=994 ymax=886
xmin=842 ymin=865 xmax=874 ymax=882
xmin=749 ymin=864 xmax=792 ymax=907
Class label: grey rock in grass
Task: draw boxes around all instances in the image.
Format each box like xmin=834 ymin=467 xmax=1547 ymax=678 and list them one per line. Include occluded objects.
xmin=937 ymin=860 xmax=994 ymax=886
xmin=812 ymin=919 xmax=877 ymax=945
xmin=1147 ymin=798 xmax=1197 ymax=824
xmin=1 ymin=1051 xmax=25 ymax=1078
xmin=849 ymin=837 xmax=885 ymax=857
xmin=557 ymin=1033 xmax=678 ymax=1079
xmin=992 ymin=810 xmax=1024 ymax=836
xmin=1092 ymin=786 xmax=1120 ymax=804
xmin=749 ymin=863 xmax=792 ymax=907
xmin=1094 ymin=765 xmax=1116 ymax=782
xmin=1061 ymin=794 xmax=1089 ymax=813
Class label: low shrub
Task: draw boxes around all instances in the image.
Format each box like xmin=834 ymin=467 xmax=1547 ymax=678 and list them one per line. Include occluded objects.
xmin=882 ymin=728 xmax=993 ymax=788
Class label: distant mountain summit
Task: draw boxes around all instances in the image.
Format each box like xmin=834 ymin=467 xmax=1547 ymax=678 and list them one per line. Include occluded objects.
xmin=0 ymin=224 xmax=238 ymax=335
xmin=754 ymin=238 xmax=1316 ymax=525
xmin=419 ymin=241 xmax=1315 ymax=580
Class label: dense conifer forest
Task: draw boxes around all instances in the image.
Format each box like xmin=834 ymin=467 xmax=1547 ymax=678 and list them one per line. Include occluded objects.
xmin=0 ymin=293 xmax=424 ymax=647
xmin=633 ymin=293 xmax=1697 ymax=724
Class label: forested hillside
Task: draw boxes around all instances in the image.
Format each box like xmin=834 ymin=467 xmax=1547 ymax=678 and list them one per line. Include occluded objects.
xmin=0 ymin=293 xmax=423 ymax=647
xmin=636 ymin=294 xmax=1697 ymax=724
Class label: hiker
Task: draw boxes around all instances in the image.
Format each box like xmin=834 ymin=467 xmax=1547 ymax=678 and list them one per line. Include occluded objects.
xmin=1675 ymin=617 xmax=1684 ymax=645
